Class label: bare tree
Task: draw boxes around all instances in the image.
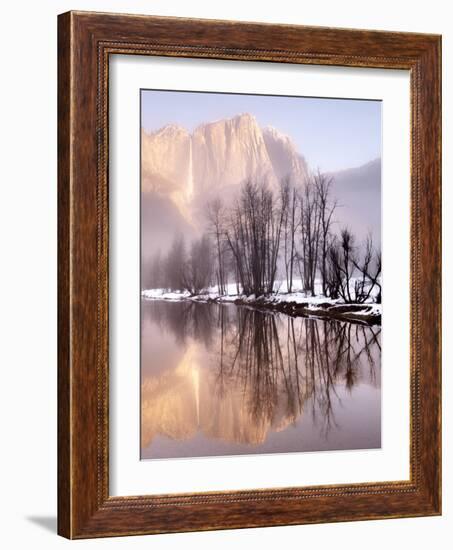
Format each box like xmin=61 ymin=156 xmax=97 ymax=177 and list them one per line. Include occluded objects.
xmin=299 ymin=179 xmax=321 ymax=296
xmin=164 ymin=234 xmax=186 ymax=291
xmin=203 ymin=173 xmax=354 ymax=303
xmin=327 ymin=228 xmax=355 ymax=302
xmin=225 ymin=179 xmax=284 ymax=297
xmin=206 ymin=198 xmax=228 ymax=295
xmin=353 ymin=235 xmax=382 ymax=303
xmin=180 ymin=235 xmax=213 ymax=296
xmin=372 ymin=251 xmax=382 ymax=303
xmin=313 ymin=171 xmax=337 ymax=296
xmin=266 ymin=182 xmax=285 ymax=294
xmin=327 ymin=230 xmax=381 ymax=304
xmin=325 ymin=236 xmax=341 ymax=299
xmin=225 ymin=192 xmax=252 ymax=295
xmin=280 ymin=178 xmax=299 ymax=293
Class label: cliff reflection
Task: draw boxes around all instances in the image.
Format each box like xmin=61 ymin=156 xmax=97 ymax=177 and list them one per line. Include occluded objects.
xmin=141 ymin=301 xmax=381 ymax=458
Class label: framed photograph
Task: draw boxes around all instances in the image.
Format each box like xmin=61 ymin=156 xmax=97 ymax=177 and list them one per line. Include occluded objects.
xmin=58 ymin=11 xmax=441 ymax=538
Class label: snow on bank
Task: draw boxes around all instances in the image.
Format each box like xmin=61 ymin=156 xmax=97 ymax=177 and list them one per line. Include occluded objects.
xmin=343 ymin=303 xmax=381 ymax=317
xmin=141 ymin=280 xmax=381 ymax=321
xmin=142 ymin=282 xmax=240 ymax=302
xmin=140 ymin=287 xmax=341 ymax=306
xmin=141 ymin=288 xmax=191 ymax=301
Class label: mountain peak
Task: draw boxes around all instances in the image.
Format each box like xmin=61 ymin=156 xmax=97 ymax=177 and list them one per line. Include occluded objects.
xmin=152 ymin=123 xmax=189 ymax=137
xmin=263 ymin=125 xmax=288 ymax=138
xmin=262 ymin=126 xmax=308 ymax=183
xmin=194 ymin=112 xmax=258 ymax=132
xmin=232 ymin=113 xmax=259 ymax=129
xmin=263 ymin=126 xmax=294 ymax=149
xmin=142 ymin=113 xmax=310 ymax=211
xmin=234 ymin=112 xmax=256 ymax=121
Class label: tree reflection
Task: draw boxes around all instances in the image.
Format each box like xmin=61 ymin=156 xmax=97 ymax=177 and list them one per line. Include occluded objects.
xmin=142 ymin=300 xmax=216 ymax=348
xmin=215 ymin=309 xmax=380 ymax=439
xmin=142 ymin=301 xmax=381 ymax=447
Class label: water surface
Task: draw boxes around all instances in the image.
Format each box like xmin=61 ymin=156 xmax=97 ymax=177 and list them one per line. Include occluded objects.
xmin=141 ymin=300 xmax=381 ymax=459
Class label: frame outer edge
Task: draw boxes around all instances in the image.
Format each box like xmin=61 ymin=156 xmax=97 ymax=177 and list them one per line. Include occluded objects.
xmin=57 ymin=11 xmax=73 ymax=540
xmin=435 ymin=35 xmax=442 ymax=515
xmin=57 ymin=10 xmax=442 ymax=538
xmin=409 ymin=37 xmax=442 ymax=515
xmin=427 ymin=36 xmax=441 ymax=515
xmin=438 ymin=35 xmax=442 ymax=515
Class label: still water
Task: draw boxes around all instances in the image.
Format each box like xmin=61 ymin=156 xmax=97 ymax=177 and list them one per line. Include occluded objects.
xmin=141 ymin=300 xmax=381 ymax=459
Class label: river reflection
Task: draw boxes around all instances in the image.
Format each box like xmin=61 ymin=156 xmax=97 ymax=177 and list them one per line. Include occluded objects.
xmin=141 ymin=301 xmax=381 ymax=459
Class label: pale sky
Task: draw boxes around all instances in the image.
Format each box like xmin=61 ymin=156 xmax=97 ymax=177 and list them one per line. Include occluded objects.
xmin=141 ymin=89 xmax=381 ymax=173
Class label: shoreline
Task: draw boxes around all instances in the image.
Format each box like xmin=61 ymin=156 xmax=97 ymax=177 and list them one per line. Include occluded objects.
xmin=232 ymin=297 xmax=381 ymax=326
xmin=142 ymin=291 xmax=381 ymax=326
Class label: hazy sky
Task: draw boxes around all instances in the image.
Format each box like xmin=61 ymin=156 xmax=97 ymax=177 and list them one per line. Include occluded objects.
xmin=141 ymin=89 xmax=381 ymax=173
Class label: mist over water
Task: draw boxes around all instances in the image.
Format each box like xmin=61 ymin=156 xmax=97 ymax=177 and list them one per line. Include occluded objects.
xmin=141 ymin=301 xmax=381 ymax=459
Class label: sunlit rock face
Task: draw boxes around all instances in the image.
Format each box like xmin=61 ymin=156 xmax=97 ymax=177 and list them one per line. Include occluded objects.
xmin=263 ymin=126 xmax=309 ymax=183
xmin=191 ymin=113 xmax=278 ymax=195
xmin=141 ymin=125 xmax=192 ymax=221
xmin=140 ymin=341 xmax=310 ymax=451
xmin=141 ymin=345 xmax=201 ymax=447
xmin=141 ymin=124 xmax=190 ymax=195
xmin=141 ymin=114 xmax=310 ymax=225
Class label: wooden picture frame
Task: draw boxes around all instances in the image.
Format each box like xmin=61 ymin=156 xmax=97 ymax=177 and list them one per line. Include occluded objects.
xmin=58 ymin=10 xmax=441 ymax=539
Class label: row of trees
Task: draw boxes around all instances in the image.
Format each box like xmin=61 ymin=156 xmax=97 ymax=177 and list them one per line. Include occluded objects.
xmin=145 ymin=173 xmax=381 ymax=303
xmin=146 ymin=233 xmax=213 ymax=296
